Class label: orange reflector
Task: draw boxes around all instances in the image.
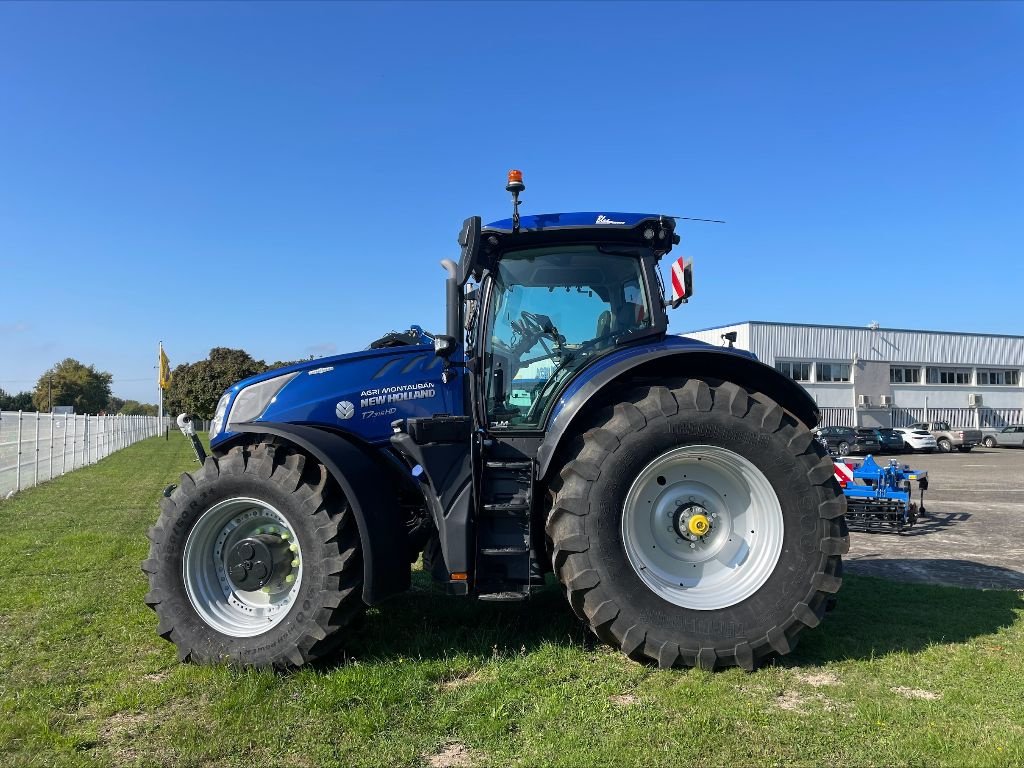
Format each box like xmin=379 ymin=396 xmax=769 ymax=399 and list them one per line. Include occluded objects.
xmin=450 ymin=572 xmax=468 ymax=581
xmin=507 ymin=169 xmax=523 ymax=185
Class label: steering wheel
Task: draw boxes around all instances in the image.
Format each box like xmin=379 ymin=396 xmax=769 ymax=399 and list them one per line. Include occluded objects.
xmin=519 ymin=311 xmax=549 ymax=336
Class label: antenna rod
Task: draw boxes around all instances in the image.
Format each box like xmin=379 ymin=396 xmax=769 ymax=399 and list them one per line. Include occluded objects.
xmin=672 ymin=216 xmax=726 ymax=224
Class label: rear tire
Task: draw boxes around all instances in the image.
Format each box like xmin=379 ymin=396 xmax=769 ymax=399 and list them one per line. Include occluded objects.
xmin=938 ymin=438 xmax=953 ymax=453
xmin=546 ymin=379 xmax=847 ymax=671
xmin=142 ymin=442 xmax=364 ymax=667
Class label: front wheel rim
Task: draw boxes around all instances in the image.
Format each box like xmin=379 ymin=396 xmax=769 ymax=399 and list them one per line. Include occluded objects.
xmin=621 ymin=444 xmax=785 ymax=611
xmin=183 ymin=497 xmax=304 ymax=637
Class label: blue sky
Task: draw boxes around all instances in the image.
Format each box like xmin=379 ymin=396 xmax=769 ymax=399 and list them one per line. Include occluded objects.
xmin=1 ymin=1 xmax=1021 ymax=402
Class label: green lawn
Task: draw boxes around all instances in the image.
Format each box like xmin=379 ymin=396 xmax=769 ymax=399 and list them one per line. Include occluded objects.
xmin=1 ymin=436 xmax=1022 ymax=767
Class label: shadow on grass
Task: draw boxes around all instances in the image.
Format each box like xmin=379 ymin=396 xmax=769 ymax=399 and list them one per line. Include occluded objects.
xmin=329 ymin=569 xmax=1024 ymax=668
xmin=332 ymin=572 xmax=589 ymax=667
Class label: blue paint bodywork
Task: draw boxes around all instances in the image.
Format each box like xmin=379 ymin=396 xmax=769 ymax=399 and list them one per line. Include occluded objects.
xmin=210 ymin=326 xmax=464 ymax=450
xmin=484 ymin=211 xmax=664 ymax=233
xmin=546 ymin=335 xmax=755 ymax=429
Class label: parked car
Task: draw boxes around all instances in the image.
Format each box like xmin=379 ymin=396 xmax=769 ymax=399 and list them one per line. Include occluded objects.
xmin=893 ymin=427 xmax=937 ymax=453
xmin=869 ymin=427 xmax=906 ymax=453
xmin=816 ymin=426 xmax=881 ymax=456
xmin=981 ymin=425 xmax=1024 ymax=448
xmin=908 ymin=421 xmax=982 ymax=453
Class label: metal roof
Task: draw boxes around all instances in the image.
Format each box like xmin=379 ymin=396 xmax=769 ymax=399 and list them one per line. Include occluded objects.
xmin=685 ymin=320 xmax=1024 ymax=342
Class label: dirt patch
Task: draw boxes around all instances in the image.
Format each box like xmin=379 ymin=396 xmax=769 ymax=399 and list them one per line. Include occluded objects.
xmin=797 ymin=671 xmax=840 ymax=687
xmin=425 ymin=742 xmax=476 ymax=768
xmin=892 ymin=686 xmax=941 ymax=701
xmin=609 ymin=693 xmax=638 ymax=707
xmin=774 ymin=689 xmax=845 ymax=714
xmin=99 ymin=711 xmax=150 ymax=764
xmin=775 ymin=690 xmax=808 ymax=712
xmin=439 ymin=670 xmax=483 ymax=691
xmin=142 ymin=671 xmax=169 ymax=683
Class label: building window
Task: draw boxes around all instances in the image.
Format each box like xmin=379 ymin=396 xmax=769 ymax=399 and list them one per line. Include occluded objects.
xmin=816 ymin=362 xmax=851 ymax=382
xmin=890 ymin=366 xmax=921 ymax=384
xmin=978 ymin=369 xmax=1020 ymax=386
xmin=925 ymin=367 xmax=972 ymax=385
xmin=775 ymin=361 xmax=811 ymax=381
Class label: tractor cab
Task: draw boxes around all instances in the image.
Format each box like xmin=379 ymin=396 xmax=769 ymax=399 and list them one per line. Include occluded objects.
xmin=450 ymin=174 xmax=682 ymax=436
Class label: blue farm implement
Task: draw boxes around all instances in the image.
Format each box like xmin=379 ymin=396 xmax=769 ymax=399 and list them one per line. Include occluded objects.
xmin=833 ymin=456 xmax=929 ymax=534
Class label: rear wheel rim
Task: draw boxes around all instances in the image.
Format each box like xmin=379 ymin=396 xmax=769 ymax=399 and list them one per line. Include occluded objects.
xmin=621 ymin=444 xmax=785 ymax=611
xmin=183 ymin=497 xmax=303 ymax=637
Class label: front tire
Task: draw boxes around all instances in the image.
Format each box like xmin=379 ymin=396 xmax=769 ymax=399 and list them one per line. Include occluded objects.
xmin=984 ymin=437 xmax=997 ymax=448
xmin=836 ymin=441 xmax=850 ymax=457
xmin=546 ymin=380 xmax=847 ymax=671
xmin=142 ymin=443 xmax=364 ymax=667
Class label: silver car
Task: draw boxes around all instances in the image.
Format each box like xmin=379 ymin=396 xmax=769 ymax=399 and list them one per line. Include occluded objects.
xmin=982 ymin=425 xmax=1024 ymax=448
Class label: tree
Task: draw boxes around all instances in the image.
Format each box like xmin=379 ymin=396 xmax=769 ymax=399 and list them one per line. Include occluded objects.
xmin=118 ymin=400 xmax=158 ymax=416
xmin=106 ymin=396 xmax=126 ymax=415
xmin=165 ymin=347 xmax=269 ymax=418
xmin=32 ymin=359 xmax=113 ymax=414
xmin=0 ymin=389 xmax=35 ymax=411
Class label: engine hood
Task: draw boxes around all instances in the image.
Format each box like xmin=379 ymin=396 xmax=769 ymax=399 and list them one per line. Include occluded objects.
xmin=231 ymin=328 xmax=434 ymax=392
xmin=212 ymin=326 xmax=463 ymax=448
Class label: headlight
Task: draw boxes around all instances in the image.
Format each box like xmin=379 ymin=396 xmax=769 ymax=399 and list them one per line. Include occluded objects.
xmin=210 ymin=392 xmax=231 ymax=438
xmin=226 ymin=372 xmax=299 ymax=427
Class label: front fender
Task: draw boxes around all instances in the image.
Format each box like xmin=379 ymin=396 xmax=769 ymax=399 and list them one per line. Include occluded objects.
xmin=219 ymin=422 xmax=410 ymax=604
xmin=537 ymin=343 xmax=819 ymax=480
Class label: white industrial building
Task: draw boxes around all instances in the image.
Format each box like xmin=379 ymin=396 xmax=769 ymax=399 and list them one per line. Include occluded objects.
xmin=683 ymin=321 xmax=1024 ymax=429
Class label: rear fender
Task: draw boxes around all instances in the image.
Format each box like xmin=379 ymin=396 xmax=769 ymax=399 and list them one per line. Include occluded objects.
xmin=218 ymin=422 xmax=411 ymax=604
xmin=536 ymin=347 xmax=820 ymax=480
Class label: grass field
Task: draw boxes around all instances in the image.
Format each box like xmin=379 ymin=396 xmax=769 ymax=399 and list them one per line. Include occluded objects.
xmin=1 ymin=436 xmax=1022 ymax=767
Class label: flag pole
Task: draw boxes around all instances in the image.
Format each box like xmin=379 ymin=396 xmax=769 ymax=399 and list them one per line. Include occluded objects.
xmin=158 ymin=341 xmax=164 ymax=429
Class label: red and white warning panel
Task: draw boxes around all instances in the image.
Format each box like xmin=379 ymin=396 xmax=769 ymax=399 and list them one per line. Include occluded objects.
xmin=670 ymin=256 xmax=689 ymax=303
xmin=833 ymin=460 xmax=856 ymax=487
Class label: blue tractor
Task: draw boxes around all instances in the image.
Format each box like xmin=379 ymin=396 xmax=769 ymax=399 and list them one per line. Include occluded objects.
xmin=144 ymin=172 xmax=847 ymax=671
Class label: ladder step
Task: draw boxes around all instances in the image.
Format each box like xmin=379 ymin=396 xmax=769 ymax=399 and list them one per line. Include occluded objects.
xmin=482 ymin=502 xmax=530 ymax=513
xmin=478 ymin=591 xmax=529 ymax=602
xmin=485 ymin=461 xmax=532 ymax=470
xmin=479 ymin=546 xmax=530 ymax=556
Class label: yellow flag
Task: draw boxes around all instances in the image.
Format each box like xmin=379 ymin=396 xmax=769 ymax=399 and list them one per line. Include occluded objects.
xmin=159 ymin=345 xmax=172 ymax=391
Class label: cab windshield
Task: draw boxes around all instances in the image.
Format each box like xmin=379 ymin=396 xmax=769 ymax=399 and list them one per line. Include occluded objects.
xmin=484 ymin=245 xmax=651 ymax=428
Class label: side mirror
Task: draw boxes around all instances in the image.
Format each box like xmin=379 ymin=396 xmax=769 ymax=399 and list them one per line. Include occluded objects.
xmin=433 ymin=334 xmax=457 ymax=358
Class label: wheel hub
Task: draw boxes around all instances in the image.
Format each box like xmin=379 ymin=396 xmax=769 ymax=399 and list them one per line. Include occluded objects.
xmin=687 ymin=511 xmax=711 ymax=537
xmin=226 ymin=534 xmax=292 ymax=591
xmin=621 ymin=444 xmax=785 ymax=611
xmin=182 ymin=497 xmax=304 ymax=638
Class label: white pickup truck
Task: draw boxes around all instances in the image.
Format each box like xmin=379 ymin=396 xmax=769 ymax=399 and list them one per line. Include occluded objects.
xmin=909 ymin=421 xmax=983 ymax=453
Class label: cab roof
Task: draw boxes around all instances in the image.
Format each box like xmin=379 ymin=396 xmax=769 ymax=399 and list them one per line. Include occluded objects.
xmin=483 ymin=211 xmax=666 ymax=232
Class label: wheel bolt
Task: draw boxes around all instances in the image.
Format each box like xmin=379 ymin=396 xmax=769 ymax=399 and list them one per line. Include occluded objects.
xmin=689 ymin=543 xmax=696 ymax=549
xmin=284 ymin=574 xmax=295 ymax=584
xmin=291 ymin=559 xmax=299 ymax=568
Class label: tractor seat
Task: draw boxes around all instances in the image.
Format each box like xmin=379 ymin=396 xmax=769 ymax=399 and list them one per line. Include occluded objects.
xmin=595 ymin=302 xmax=645 ymax=342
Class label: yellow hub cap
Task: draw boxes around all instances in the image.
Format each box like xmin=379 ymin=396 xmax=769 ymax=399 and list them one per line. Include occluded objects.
xmin=688 ymin=513 xmax=710 ymax=537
